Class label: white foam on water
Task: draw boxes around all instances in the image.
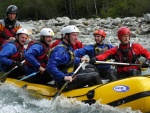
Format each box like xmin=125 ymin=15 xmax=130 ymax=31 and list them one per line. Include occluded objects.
xmin=0 ymin=82 xmax=143 ymax=113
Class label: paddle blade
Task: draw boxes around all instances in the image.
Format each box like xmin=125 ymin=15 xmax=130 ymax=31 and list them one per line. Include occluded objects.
xmin=0 ymin=60 xmax=25 ymax=83
xmin=0 ymin=72 xmax=7 ymax=83
xmin=51 ymin=92 xmax=60 ymax=104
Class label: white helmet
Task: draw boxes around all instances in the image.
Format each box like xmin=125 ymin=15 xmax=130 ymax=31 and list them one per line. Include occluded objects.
xmin=16 ymin=28 xmax=29 ymax=36
xmin=61 ymin=25 xmax=80 ymax=37
xmin=40 ymin=28 xmax=54 ymax=37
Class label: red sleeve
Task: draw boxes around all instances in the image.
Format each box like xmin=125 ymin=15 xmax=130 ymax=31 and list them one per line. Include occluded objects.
xmin=78 ymin=41 xmax=84 ymax=48
xmin=50 ymin=40 xmax=61 ymax=49
xmin=96 ymin=47 xmax=117 ymax=60
xmin=73 ymin=41 xmax=84 ymax=50
xmin=132 ymin=43 xmax=150 ymax=59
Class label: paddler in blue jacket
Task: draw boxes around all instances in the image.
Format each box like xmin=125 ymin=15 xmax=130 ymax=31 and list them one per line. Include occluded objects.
xmin=0 ymin=28 xmax=28 ymax=78
xmin=74 ymin=29 xmax=116 ymax=81
xmin=24 ymin=28 xmax=54 ymax=84
xmin=47 ymin=25 xmax=102 ymax=91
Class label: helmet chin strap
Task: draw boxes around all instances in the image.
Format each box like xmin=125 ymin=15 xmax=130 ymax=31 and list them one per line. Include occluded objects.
xmin=40 ymin=36 xmax=47 ymax=45
xmin=65 ymin=34 xmax=72 ymax=45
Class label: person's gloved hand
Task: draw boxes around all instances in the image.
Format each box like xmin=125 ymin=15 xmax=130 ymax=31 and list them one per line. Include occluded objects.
xmin=13 ymin=61 xmax=22 ymax=67
xmin=9 ymin=37 xmax=16 ymax=41
xmin=39 ymin=66 xmax=45 ymax=74
xmin=81 ymin=57 xmax=89 ymax=62
xmin=142 ymin=59 xmax=150 ymax=68
xmin=90 ymin=57 xmax=98 ymax=64
xmin=64 ymin=76 xmax=73 ymax=82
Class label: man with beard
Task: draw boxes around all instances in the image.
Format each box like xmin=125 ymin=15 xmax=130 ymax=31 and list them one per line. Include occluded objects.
xmin=0 ymin=28 xmax=28 ymax=78
xmin=24 ymin=28 xmax=54 ymax=84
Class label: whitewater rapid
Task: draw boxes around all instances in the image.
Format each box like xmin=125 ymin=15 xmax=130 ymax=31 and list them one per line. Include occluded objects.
xmin=0 ymin=83 xmax=143 ymax=113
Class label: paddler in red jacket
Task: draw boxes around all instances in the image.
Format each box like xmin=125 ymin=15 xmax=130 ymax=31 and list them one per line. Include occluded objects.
xmin=90 ymin=26 xmax=150 ymax=79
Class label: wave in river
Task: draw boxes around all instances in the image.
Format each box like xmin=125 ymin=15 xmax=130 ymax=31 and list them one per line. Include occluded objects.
xmin=0 ymin=84 xmax=142 ymax=113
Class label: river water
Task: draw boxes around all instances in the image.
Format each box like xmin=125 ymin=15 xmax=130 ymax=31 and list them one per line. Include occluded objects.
xmin=0 ymin=64 xmax=149 ymax=113
xmin=0 ymin=84 xmax=142 ymax=113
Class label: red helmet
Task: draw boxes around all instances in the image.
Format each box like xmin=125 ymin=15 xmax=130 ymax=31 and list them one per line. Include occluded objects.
xmin=93 ymin=29 xmax=106 ymax=38
xmin=117 ymin=27 xmax=130 ymax=40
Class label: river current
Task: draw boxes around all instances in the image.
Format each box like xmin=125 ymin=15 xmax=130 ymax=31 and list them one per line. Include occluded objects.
xmin=0 ymin=63 xmax=149 ymax=113
xmin=0 ymin=83 xmax=142 ymax=113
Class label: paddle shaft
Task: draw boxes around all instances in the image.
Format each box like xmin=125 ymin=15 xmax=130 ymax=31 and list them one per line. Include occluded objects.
xmin=51 ymin=61 xmax=85 ymax=104
xmin=17 ymin=71 xmax=40 ymax=82
xmin=0 ymin=60 xmax=25 ymax=82
xmin=96 ymin=61 xmax=141 ymax=66
xmin=58 ymin=61 xmax=85 ymax=93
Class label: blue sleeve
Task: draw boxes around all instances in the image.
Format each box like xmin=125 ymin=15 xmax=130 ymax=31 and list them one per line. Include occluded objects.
xmin=24 ymin=44 xmax=43 ymax=69
xmin=46 ymin=46 xmax=72 ymax=82
xmin=74 ymin=57 xmax=81 ymax=65
xmin=108 ymin=44 xmax=114 ymax=49
xmin=74 ymin=45 xmax=95 ymax=58
xmin=0 ymin=43 xmax=17 ymax=65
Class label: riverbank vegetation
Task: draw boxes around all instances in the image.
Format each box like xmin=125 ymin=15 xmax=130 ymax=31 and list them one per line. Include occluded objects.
xmin=0 ymin=0 xmax=149 ymax=20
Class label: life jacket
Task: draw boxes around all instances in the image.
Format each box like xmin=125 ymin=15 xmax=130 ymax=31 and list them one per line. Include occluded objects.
xmin=73 ymin=40 xmax=84 ymax=50
xmin=50 ymin=39 xmax=62 ymax=49
xmin=0 ymin=19 xmax=21 ymax=45
xmin=25 ymin=40 xmax=50 ymax=68
xmin=94 ymin=43 xmax=109 ymax=56
xmin=50 ymin=39 xmax=84 ymax=50
xmin=4 ymin=40 xmax=24 ymax=61
xmin=49 ymin=43 xmax=75 ymax=73
xmin=115 ymin=43 xmax=140 ymax=73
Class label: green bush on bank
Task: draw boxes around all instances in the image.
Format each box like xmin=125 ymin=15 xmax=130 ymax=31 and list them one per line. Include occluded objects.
xmin=0 ymin=0 xmax=149 ymax=20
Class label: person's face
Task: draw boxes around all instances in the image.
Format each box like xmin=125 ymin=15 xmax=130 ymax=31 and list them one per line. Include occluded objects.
xmin=18 ymin=34 xmax=28 ymax=45
xmin=44 ymin=36 xmax=53 ymax=45
xmin=68 ymin=32 xmax=79 ymax=45
xmin=120 ymin=34 xmax=130 ymax=45
xmin=94 ymin=35 xmax=103 ymax=44
xmin=7 ymin=13 xmax=16 ymax=21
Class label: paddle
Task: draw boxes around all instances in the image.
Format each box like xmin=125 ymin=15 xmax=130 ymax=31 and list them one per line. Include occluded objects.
xmin=17 ymin=71 xmax=40 ymax=82
xmin=95 ymin=61 xmax=141 ymax=66
xmin=51 ymin=61 xmax=85 ymax=104
xmin=0 ymin=60 xmax=25 ymax=83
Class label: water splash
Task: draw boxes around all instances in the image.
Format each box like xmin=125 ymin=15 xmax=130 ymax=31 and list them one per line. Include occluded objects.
xmin=0 ymin=84 xmax=142 ymax=113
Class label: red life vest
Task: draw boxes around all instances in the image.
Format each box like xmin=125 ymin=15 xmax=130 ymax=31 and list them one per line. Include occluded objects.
xmin=50 ymin=39 xmax=84 ymax=50
xmin=0 ymin=19 xmax=19 ymax=45
xmin=6 ymin=40 xmax=24 ymax=61
xmin=0 ymin=19 xmax=21 ymax=52
xmin=2 ymin=27 xmax=16 ymax=38
xmin=25 ymin=40 xmax=50 ymax=68
xmin=115 ymin=43 xmax=140 ymax=73
xmin=73 ymin=40 xmax=84 ymax=50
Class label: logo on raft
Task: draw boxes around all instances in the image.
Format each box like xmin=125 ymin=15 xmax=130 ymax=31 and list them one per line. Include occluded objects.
xmin=113 ymin=85 xmax=129 ymax=92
